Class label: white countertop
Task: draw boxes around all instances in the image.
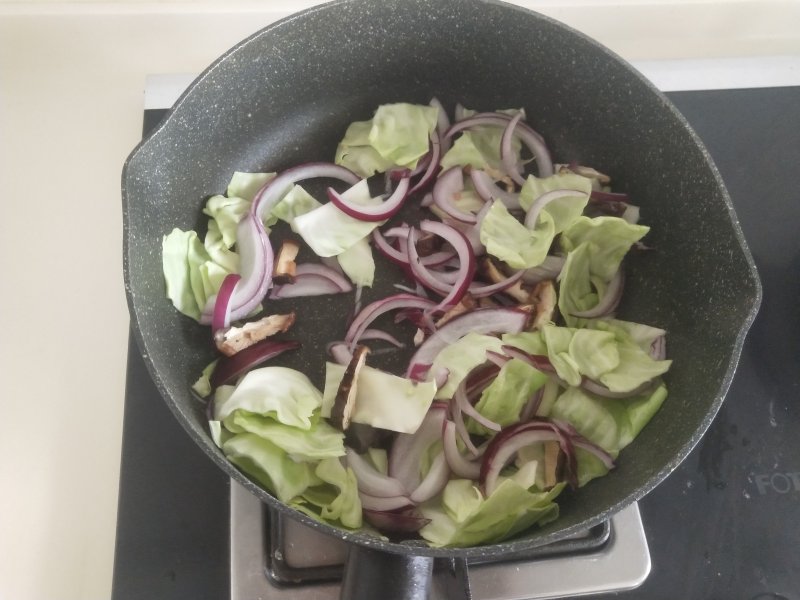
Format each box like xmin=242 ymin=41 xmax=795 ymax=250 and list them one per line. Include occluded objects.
xmin=0 ymin=2 xmax=797 ymax=599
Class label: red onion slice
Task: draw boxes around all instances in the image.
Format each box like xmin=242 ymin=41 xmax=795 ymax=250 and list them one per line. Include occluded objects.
xmin=468 ymin=269 xmax=525 ymax=298
xmin=406 ymin=307 xmax=529 ymax=379
xmin=209 ymin=340 xmax=300 ymax=389
xmin=432 ymin=167 xmax=477 ymax=224
xmin=389 ymin=404 xmax=448 ymax=493
xmin=444 ymin=114 xmax=553 ymax=177
xmin=442 ymin=420 xmax=482 ymax=479
xmin=590 ymin=190 xmax=630 ymax=204
xmin=346 ymin=448 xmax=408 ymax=497
xmin=469 ymin=169 xmax=521 ymax=210
xmin=345 ymin=293 xmax=436 ymax=345
xmin=212 ymin=273 xmax=241 ymax=333
xmin=524 ymin=189 xmax=589 ymax=229
xmin=520 ymin=255 xmax=565 ymax=284
xmin=269 ymin=263 xmax=353 ymax=299
xmin=500 ymin=112 xmax=526 ymax=186
xmin=358 ymin=493 xmax=414 ymax=512
xmin=454 ymin=375 xmax=502 ymax=432
xmin=359 ymin=328 xmax=405 ymax=348
xmin=408 ymin=220 xmax=476 ymax=313
xmin=327 ymin=176 xmax=411 ymax=222
xmin=373 ymin=227 xmax=455 ymax=267
xmin=409 ymin=133 xmax=442 ymax=195
xmin=480 ymin=428 xmax=562 ymax=496
xmin=409 ymin=452 xmax=450 ymax=504
xmin=327 ymin=341 xmax=353 ymax=365
xmin=250 ymin=162 xmax=360 ymax=222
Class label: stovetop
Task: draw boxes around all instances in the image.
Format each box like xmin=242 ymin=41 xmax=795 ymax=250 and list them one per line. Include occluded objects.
xmin=112 ymin=86 xmax=800 ymax=600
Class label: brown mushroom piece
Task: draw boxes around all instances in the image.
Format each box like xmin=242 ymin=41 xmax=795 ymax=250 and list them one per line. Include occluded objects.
xmin=272 ymin=239 xmax=300 ymax=284
xmin=479 ymin=257 xmax=529 ymax=304
xmin=542 ymin=440 xmax=564 ymax=489
xmin=214 ymin=312 xmax=296 ymax=357
xmin=330 ymin=345 xmax=370 ymax=431
xmin=529 ymin=280 xmax=557 ymax=330
xmin=435 ymin=293 xmax=476 ymax=328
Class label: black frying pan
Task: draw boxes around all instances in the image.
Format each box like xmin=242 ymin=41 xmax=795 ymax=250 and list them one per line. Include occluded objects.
xmin=122 ymin=1 xmax=761 ymax=597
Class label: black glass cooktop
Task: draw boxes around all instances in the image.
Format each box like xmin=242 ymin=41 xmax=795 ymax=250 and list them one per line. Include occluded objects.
xmin=112 ymin=86 xmax=800 ymax=600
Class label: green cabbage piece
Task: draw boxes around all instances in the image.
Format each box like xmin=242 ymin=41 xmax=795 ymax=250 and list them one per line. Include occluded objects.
xmin=292 ymin=180 xmax=385 ymax=257
xmin=213 ymin=367 xmax=323 ymax=430
xmin=337 ymin=237 xmax=375 ymax=287
xmin=321 ymin=362 xmax=437 ymax=433
xmin=560 ymin=216 xmax=650 ymax=281
xmin=557 ymin=242 xmax=598 ymax=326
xmin=479 ymin=201 xmax=555 ymax=269
xmin=226 ymin=171 xmax=275 ymax=202
xmin=224 ymin=411 xmax=345 ymax=461
xmin=518 ymin=172 xmax=592 ymax=233
xmin=469 ymin=359 xmax=548 ymax=433
xmin=368 ymin=103 xmax=439 ymax=167
xmin=540 ymin=324 xmax=670 ymax=393
xmin=291 ymin=457 xmax=363 ymax=529
xmin=440 ymin=107 xmax=523 ymax=171
xmin=550 ymin=383 xmax=668 ymax=485
xmin=204 ymin=220 xmax=240 ymax=273
xmin=428 ymin=332 xmax=504 ymax=400
xmin=162 ymin=228 xmax=235 ymax=321
xmin=335 ymin=103 xmax=438 ymax=177
xmin=271 ymin=184 xmax=323 ymax=231
xmin=222 ymin=433 xmax=317 ymax=503
xmin=419 ymin=479 xmax=565 ymax=547
xmin=335 ymin=120 xmax=396 ymax=178
xmin=191 ymin=360 xmax=217 ymax=398
xmin=203 ymin=194 xmax=252 ymax=247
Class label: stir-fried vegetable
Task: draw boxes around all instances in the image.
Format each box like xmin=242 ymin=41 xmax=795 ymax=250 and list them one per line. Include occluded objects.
xmin=162 ymin=100 xmax=672 ymax=547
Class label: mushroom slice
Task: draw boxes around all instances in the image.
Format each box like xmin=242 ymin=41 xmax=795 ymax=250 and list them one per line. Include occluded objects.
xmin=272 ymin=239 xmax=300 ymax=284
xmin=543 ymin=440 xmax=564 ymax=489
xmin=479 ymin=257 xmax=529 ymax=303
xmin=330 ymin=345 xmax=370 ymax=431
xmin=435 ymin=293 xmax=476 ymax=328
xmin=214 ymin=312 xmax=296 ymax=357
xmin=529 ymin=280 xmax=557 ymax=330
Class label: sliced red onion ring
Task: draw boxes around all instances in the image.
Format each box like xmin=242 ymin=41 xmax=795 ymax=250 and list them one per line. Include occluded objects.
xmin=209 ymin=340 xmax=300 ymax=389
xmin=327 ymin=175 xmax=410 ymax=222
xmin=481 ymin=428 xmax=562 ymax=496
xmin=373 ymin=227 xmax=455 ymax=267
xmin=409 ymin=133 xmax=442 ymax=195
xmin=345 ymin=293 xmax=436 ymax=345
xmin=442 ymin=420 xmax=482 ymax=479
xmin=358 ymin=493 xmax=413 ymax=512
xmin=454 ymin=374 xmax=502 ymax=432
xmin=212 ymin=273 xmax=241 ymax=333
xmin=359 ymin=328 xmax=405 ymax=348
xmin=432 ymin=167 xmax=477 ymax=224
xmin=524 ymin=189 xmax=589 ymax=229
xmin=430 ymin=97 xmax=451 ymax=154
xmin=250 ymin=162 xmax=360 ymax=222
xmin=569 ymin=268 xmax=624 ymax=318
xmin=327 ymin=341 xmax=353 ymax=365
xmin=363 ymin=509 xmax=431 ymax=533
xmin=469 ymin=169 xmax=521 ymax=209
xmin=409 ymin=452 xmax=450 ymax=504
xmin=269 ymin=263 xmax=353 ymax=299
xmin=406 ymin=307 xmax=529 ymax=379
xmin=650 ymin=335 xmax=667 ymax=361
xmin=519 ymin=387 xmax=545 ymax=422
xmin=346 ymin=448 xmax=408 ymax=497
xmin=580 ymin=377 xmax=655 ymax=399
xmin=451 ymin=398 xmax=480 ymax=457
xmin=501 ymin=112 xmax=527 ymax=186
xmin=408 ymin=220 xmax=476 ymax=312
xmin=389 ymin=404 xmax=447 ymax=493
xmin=468 ymin=269 xmax=525 ymax=298
xmin=445 ymin=114 xmax=553 ymax=177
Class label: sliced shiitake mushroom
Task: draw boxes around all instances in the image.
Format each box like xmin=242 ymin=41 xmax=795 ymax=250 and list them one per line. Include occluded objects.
xmin=529 ymin=280 xmax=557 ymax=330
xmin=543 ymin=440 xmax=564 ymax=490
xmin=479 ymin=257 xmax=529 ymax=303
xmin=272 ymin=239 xmax=300 ymax=284
xmin=214 ymin=312 xmax=296 ymax=357
xmin=330 ymin=345 xmax=370 ymax=431
xmin=435 ymin=293 xmax=476 ymax=328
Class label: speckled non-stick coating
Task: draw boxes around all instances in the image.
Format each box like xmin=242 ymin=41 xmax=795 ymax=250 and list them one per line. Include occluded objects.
xmin=122 ymin=0 xmax=761 ymax=558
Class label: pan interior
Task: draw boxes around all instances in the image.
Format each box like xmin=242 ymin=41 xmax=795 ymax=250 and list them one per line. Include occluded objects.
xmin=123 ymin=0 xmax=760 ymax=557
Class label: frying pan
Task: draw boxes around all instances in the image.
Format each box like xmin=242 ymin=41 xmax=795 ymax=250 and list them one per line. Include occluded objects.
xmin=122 ymin=0 xmax=761 ymax=597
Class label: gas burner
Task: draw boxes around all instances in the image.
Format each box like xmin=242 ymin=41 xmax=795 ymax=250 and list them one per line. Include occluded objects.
xmin=230 ymin=481 xmax=650 ymax=600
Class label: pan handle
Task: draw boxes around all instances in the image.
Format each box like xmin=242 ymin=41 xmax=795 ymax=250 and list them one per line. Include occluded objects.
xmin=340 ymin=546 xmax=472 ymax=600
